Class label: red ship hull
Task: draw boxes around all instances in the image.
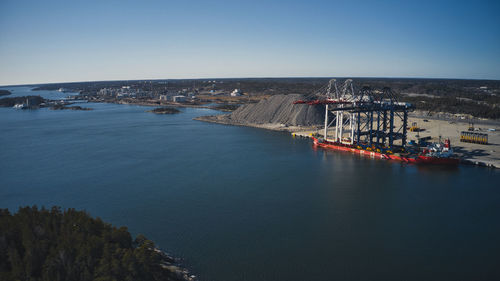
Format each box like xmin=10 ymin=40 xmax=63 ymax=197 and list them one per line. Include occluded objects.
xmin=312 ymin=137 xmax=459 ymax=166
xmin=411 ymin=156 xmax=460 ymax=165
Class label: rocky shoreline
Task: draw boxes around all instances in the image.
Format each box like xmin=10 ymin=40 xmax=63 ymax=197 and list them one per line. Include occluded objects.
xmin=194 ymin=114 xmax=318 ymax=132
xmin=155 ymin=248 xmax=198 ymax=281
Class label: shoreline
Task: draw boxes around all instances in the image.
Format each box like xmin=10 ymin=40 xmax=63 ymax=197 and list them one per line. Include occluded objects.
xmin=195 ymin=114 xmax=500 ymax=169
xmin=5 ymin=94 xmax=499 ymax=169
xmin=193 ymin=114 xmax=320 ymax=132
xmin=155 ymin=248 xmax=198 ymax=281
xmin=86 ymin=98 xmax=214 ymax=109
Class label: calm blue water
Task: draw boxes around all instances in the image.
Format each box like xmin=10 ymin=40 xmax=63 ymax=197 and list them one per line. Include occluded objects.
xmin=1 ymin=88 xmax=500 ymax=281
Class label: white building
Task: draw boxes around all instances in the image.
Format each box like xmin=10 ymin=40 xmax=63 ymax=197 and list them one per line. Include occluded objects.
xmin=98 ymin=88 xmax=111 ymax=96
xmin=230 ymin=89 xmax=242 ymax=96
xmin=173 ymin=95 xmax=186 ymax=102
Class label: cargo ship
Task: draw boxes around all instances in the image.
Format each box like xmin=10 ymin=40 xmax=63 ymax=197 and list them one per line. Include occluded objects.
xmin=293 ymin=79 xmax=461 ymax=166
xmin=312 ymin=136 xmax=460 ymax=166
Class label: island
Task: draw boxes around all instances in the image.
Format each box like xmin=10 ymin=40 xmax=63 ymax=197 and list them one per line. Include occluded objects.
xmin=0 ymin=206 xmax=197 ymax=281
xmin=147 ymin=107 xmax=180 ymax=114
xmin=0 ymin=89 xmax=11 ymax=97
xmin=0 ymin=96 xmax=45 ymax=108
xmin=50 ymin=104 xmax=93 ymax=111
xmin=0 ymin=96 xmax=94 ymax=111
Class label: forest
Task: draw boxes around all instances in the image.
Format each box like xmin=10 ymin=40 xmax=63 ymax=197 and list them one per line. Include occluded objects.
xmin=0 ymin=96 xmax=45 ymax=107
xmin=0 ymin=206 xmax=185 ymax=281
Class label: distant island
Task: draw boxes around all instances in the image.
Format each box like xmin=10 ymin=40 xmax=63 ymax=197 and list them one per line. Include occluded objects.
xmin=0 ymin=206 xmax=197 ymax=281
xmin=50 ymin=104 xmax=93 ymax=111
xmin=0 ymin=96 xmax=45 ymax=108
xmin=0 ymin=96 xmax=93 ymax=111
xmin=147 ymin=107 xmax=180 ymax=114
xmin=0 ymin=89 xmax=11 ymax=96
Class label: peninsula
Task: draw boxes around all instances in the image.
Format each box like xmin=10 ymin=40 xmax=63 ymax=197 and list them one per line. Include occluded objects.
xmin=0 ymin=89 xmax=11 ymax=96
xmin=0 ymin=206 xmax=197 ymax=281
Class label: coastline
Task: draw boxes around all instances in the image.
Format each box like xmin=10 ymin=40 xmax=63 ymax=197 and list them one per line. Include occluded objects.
xmin=86 ymin=98 xmax=213 ymax=109
xmin=5 ymin=91 xmax=498 ymax=168
xmin=88 ymin=98 xmax=245 ymax=113
xmin=155 ymin=248 xmax=198 ymax=281
xmin=195 ymin=113 xmax=500 ymax=169
xmin=193 ymin=114 xmax=320 ymax=132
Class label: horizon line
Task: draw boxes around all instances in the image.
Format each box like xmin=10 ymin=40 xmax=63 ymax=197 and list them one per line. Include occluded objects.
xmin=2 ymin=75 xmax=500 ymax=87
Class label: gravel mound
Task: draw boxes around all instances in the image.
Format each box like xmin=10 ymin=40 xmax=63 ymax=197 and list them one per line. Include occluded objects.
xmin=226 ymin=94 xmax=324 ymax=126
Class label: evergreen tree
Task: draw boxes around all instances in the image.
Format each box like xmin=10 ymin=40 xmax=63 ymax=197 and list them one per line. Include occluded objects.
xmin=0 ymin=206 xmax=177 ymax=281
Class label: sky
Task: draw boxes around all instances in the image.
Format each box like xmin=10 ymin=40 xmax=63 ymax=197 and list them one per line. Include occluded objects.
xmin=0 ymin=0 xmax=499 ymax=85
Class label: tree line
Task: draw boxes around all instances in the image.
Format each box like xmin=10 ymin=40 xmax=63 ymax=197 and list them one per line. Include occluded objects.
xmin=0 ymin=206 xmax=183 ymax=281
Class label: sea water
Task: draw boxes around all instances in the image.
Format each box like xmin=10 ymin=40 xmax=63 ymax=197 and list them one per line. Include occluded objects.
xmin=1 ymin=87 xmax=499 ymax=281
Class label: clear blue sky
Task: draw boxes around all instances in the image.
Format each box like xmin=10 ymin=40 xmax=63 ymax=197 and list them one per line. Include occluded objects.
xmin=1 ymin=0 xmax=499 ymax=85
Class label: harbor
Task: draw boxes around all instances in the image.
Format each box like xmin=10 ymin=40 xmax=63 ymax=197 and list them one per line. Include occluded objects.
xmin=2 ymin=0 xmax=500 ymax=279
xmin=291 ymin=114 xmax=500 ymax=168
xmin=2 ymin=101 xmax=500 ymax=281
xmin=3 ymin=84 xmax=499 ymax=168
xmin=197 ymin=79 xmax=500 ymax=169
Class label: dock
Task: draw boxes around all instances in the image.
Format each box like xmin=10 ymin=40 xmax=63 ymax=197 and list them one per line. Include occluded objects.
xmin=292 ymin=116 xmax=500 ymax=169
